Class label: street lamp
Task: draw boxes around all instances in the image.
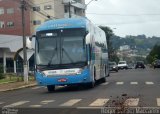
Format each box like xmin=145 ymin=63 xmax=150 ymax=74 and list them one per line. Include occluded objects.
xmin=63 ymin=0 xmax=76 ymax=18
xmin=85 ymin=0 xmax=98 ymax=9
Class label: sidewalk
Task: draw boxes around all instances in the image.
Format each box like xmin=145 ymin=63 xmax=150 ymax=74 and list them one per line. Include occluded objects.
xmin=0 ymin=81 xmax=37 ymax=92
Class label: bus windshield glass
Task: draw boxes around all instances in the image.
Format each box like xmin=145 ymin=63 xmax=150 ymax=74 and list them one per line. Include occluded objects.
xmin=36 ymin=28 xmax=87 ymax=66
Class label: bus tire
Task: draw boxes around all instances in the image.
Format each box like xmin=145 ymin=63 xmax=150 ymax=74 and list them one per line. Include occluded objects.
xmin=101 ymin=77 xmax=106 ymax=83
xmin=87 ymin=81 xmax=95 ymax=88
xmin=105 ymin=66 xmax=107 ymax=77
xmin=107 ymin=73 xmax=110 ymax=77
xmin=47 ymin=85 xmax=55 ymax=92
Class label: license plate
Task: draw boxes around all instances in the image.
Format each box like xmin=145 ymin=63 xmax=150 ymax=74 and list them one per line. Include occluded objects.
xmin=58 ymin=78 xmax=67 ymax=82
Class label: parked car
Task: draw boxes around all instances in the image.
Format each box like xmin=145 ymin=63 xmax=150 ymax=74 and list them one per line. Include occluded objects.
xmin=128 ymin=63 xmax=134 ymax=69
xmin=109 ymin=62 xmax=118 ymax=72
xmin=118 ymin=61 xmax=128 ymax=70
xmin=135 ymin=61 xmax=145 ymax=69
xmin=153 ymin=59 xmax=160 ymax=69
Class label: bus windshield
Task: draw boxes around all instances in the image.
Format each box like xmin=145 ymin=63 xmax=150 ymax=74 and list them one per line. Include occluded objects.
xmin=36 ymin=28 xmax=87 ymax=67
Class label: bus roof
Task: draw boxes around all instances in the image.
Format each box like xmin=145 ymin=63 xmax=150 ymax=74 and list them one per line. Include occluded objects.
xmin=36 ymin=18 xmax=88 ymax=32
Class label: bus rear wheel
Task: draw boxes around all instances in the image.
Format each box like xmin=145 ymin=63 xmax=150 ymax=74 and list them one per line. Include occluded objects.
xmin=101 ymin=77 xmax=106 ymax=83
xmin=47 ymin=85 xmax=55 ymax=92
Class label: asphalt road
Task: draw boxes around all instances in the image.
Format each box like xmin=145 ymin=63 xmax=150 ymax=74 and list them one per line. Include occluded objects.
xmin=0 ymin=67 xmax=160 ymax=114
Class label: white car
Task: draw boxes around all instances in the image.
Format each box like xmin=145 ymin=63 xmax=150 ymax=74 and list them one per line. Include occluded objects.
xmin=118 ymin=61 xmax=128 ymax=70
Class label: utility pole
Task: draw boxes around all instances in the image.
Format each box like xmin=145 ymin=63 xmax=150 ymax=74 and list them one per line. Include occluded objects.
xmin=69 ymin=1 xmax=71 ymax=18
xmin=21 ymin=0 xmax=28 ymax=84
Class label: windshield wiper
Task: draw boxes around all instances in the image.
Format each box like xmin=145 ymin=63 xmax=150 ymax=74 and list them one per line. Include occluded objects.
xmin=62 ymin=47 xmax=74 ymax=63
xmin=48 ymin=47 xmax=57 ymax=66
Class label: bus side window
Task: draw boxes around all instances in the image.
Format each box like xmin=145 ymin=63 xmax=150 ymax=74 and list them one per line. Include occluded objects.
xmin=89 ymin=44 xmax=92 ymax=61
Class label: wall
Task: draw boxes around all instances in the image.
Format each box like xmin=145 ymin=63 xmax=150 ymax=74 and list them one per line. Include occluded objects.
xmin=0 ymin=0 xmax=31 ymax=36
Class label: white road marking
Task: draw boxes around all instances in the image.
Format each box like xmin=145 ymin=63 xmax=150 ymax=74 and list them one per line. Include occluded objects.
xmin=89 ymin=99 xmax=109 ymax=107
xmin=41 ymin=100 xmax=55 ymax=105
xmin=100 ymin=82 xmax=109 ymax=86
xmin=60 ymin=99 xmax=82 ymax=106
xmin=31 ymin=86 xmax=42 ymax=90
xmin=124 ymin=98 xmax=139 ymax=107
xmin=4 ymin=101 xmax=30 ymax=107
xmin=116 ymin=82 xmax=124 ymax=85
xmin=130 ymin=82 xmax=138 ymax=85
xmin=0 ymin=102 xmax=5 ymax=105
xmin=30 ymin=105 xmax=42 ymax=108
xmin=145 ymin=82 xmax=154 ymax=85
xmin=157 ymin=98 xmax=160 ymax=106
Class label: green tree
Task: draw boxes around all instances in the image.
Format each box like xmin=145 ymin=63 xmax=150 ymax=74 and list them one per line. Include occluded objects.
xmin=146 ymin=44 xmax=160 ymax=63
xmin=99 ymin=26 xmax=113 ymax=58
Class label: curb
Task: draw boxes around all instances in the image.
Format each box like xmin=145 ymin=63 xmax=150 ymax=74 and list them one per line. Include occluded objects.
xmin=0 ymin=83 xmax=37 ymax=92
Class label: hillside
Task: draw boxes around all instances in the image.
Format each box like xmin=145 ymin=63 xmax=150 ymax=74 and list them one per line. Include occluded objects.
xmin=111 ymin=35 xmax=160 ymax=55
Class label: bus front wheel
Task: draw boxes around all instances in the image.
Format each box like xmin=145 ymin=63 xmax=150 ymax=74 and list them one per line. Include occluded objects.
xmin=47 ymin=85 xmax=55 ymax=92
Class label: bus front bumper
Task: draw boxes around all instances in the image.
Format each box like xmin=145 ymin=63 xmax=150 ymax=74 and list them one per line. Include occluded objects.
xmin=35 ymin=69 xmax=92 ymax=86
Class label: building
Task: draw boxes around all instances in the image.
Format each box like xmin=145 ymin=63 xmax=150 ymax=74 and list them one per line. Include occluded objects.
xmin=0 ymin=34 xmax=34 ymax=74
xmin=120 ymin=45 xmax=130 ymax=51
xmin=0 ymin=0 xmax=86 ymax=73
xmin=0 ymin=0 xmax=31 ymax=36
xmin=30 ymin=0 xmax=86 ymax=34
xmin=0 ymin=0 xmax=86 ymax=35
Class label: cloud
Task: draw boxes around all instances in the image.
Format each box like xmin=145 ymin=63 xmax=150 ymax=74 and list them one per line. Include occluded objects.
xmin=86 ymin=0 xmax=160 ymax=37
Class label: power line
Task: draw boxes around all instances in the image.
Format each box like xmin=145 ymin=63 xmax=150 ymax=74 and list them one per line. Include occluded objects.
xmin=26 ymin=0 xmax=57 ymax=19
xmin=33 ymin=0 xmax=54 ymax=5
xmin=96 ymin=20 xmax=160 ymax=26
xmin=13 ymin=0 xmax=56 ymax=19
xmin=86 ymin=13 xmax=160 ymax=16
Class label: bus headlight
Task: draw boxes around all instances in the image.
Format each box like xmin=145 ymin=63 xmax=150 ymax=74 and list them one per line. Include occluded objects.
xmin=77 ymin=69 xmax=83 ymax=75
xmin=37 ymin=69 xmax=47 ymax=77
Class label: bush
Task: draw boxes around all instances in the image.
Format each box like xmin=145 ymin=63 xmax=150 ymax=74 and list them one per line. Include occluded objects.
xmin=0 ymin=64 xmax=4 ymax=79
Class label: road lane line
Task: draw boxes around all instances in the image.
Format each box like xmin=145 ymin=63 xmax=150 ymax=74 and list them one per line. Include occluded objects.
xmin=130 ymin=82 xmax=138 ymax=85
xmin=30 ymin=105 xmax=42 ymax=108
xmin=145 ymin=82 xmax=154 ymax=85
xmin=89 ymin=99 xmax=109 ymax=107
xmin=124 ymin=98 xmax=139 ymax=107
xmin=4 ymin=101 xmax=30 ymax=107
xmin=100 ymin=82 xmax=109 ymax=86
xmin=40 ymin=100 xmax=55 ymax=105
xmin=157 ymin=98 xmax=160 ymax=106
xmin=60 ymin=99 xmax=82 ymax=106
xmin=116 ymin=82 xmax=124 ymax=85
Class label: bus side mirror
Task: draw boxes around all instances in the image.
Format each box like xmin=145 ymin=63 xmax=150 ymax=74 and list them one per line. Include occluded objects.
xmin=85 ymin=33 xmax=91 ymax=44
xmin=29 ymin=35 xmax=36 ymax=41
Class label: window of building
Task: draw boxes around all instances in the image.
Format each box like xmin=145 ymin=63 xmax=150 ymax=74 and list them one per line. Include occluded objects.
xmin=74 ymin=8 xmax=77 ymax=14
xmin=7 ymin=8 xmax=14 ymax=14
xmin=64 ymin=5 xmax=68 ymax=13
xmin=33 ymin=6 xmax=40 ymax=11
xmin=0 ymin=21 xmax=5 ymax=28
xmin=33 ymin=20 xmax=41 ymax=25
xmin=44 ymin=5 xmax=52 ymax=10
xmin=74 ymin=0 xmax=82 ymax=3
xmin=7 ymin=22 xmax=14 ymax=28
xmin=0 ymin=8 xmax=4 ymax=15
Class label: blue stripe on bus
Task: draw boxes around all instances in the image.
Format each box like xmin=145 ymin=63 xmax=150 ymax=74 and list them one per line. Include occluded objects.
xmin=36 ymin=18 xmax=88 ymax=31
xmin=36 ymin=69 xmax=92 ymax=86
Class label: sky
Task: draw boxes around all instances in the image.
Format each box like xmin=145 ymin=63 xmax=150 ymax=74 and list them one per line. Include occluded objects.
xmin=85 ymin=0 xmax=160 ymax=37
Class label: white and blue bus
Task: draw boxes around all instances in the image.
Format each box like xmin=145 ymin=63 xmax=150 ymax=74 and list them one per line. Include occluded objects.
xmin=34 ymin=18 xmax=109 ymax=92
